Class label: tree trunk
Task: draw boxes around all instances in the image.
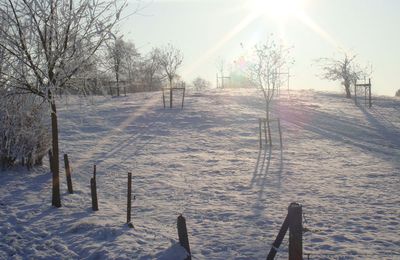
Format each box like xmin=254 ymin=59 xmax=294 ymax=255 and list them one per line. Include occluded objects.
xmin=345 ymin=83 xmax=352 ymax=98
xmin=116 ymin=72 xmax=120 ymax=97
xmin=266 ymin=103 xmax=272 ymax=146
xmin=51 ymin=100 xmax=61 ymax=208
xmin=169 ymin=78 xmax=173 ymax=108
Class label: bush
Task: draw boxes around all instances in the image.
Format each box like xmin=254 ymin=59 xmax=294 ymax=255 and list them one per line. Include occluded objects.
xmin=396 ymin=89 xmax=400 ymax=97
xmin=192 ymin=77 xmax=210 ymax=91
xmin=0 ymin=94 xmax=51 ymax=169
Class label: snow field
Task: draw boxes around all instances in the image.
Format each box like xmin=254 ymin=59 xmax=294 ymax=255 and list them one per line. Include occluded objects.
xmin=0 ymin=88 xmax=399 ymax=259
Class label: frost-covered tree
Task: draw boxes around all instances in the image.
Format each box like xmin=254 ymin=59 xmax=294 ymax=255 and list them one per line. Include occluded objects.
xmin=0 ymin=0 xmax=127 ymax=207
xmin=248 ymin=38 xmax=291 ymax=120
xmin=216 ymin=57 xmax=226 ymax=88
xmin=159 ymin=43 xmax=183 ymax=89
xmin=159 ymin=44 xmax=183 ymax=107
xmin=192 ymin=77 xmax=210 ymax=91
xmin=106 ymin=36 xmax=139 ymax=95
xmin=122 ymin=41 xmax=140 ymax=83
xmin=142 ymin=47 xmax=162 ymax=91
xmin=0 ymin=94 xmax=50 ymax=169
xmin=317 ymin=53 xmax=369 ymax=98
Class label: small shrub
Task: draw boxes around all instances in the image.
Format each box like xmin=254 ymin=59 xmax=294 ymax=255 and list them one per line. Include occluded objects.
xmin=192 ymin=77 xmax=210 ymax=91
xmin=0 ymin=94 xmax=51 ymax=170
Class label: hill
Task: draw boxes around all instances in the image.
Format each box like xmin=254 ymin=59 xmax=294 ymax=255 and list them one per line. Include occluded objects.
xmin=0 ymin=89 xmax=399 ymax=259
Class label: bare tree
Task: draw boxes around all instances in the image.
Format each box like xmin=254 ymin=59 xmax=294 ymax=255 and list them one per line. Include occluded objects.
xmin=0 ymin=0 xmax=126 ymax=207
xmin=317 ymin=53 xmax=369 ymax=98
xmin=248 ymin=38 xmax=291 ymax=120
xmin=0 ymin=43 xmax=8 ymax=89
xmin=107 ymin=36 xmax=125 ymax=96
xmin=159 ymin=43 xmax=183 ymax=88
xmin=142 ymin=48 xmax=161 ymax=91
xmin=123 ymin=41 xmax=139 ymax=83
xmin=106 ymin=36 xmax=138 ymax=95
xmin=216 ymin=57 xmax=225 ymax=88
xmin=159 ymin=44 xmax=183 ymax=107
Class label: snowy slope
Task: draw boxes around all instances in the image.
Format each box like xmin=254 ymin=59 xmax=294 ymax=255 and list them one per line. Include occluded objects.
xmin=0 ymin=88 xmax=399 ymax=259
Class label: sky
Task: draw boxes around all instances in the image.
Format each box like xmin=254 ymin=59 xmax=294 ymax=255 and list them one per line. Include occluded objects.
xmin=120 ymin=0 xmax=400 ymax=96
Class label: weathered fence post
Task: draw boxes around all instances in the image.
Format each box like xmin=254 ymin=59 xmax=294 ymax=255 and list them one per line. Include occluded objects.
xmin=91 ymin=164 xmax=98 ymax=211
xmin=364 ymin=86 xmax=367 ymax=106
xmin=177 ymin=215 xmax=191 ymax=260
xmin=266 ymin=214 xmax=290 ymax=260
xmin=63 ymin=154 xmax=73 ymax=194
xmin=259 ymin=118 xmax=262 ymax=148
xmin=127 ymin=172 xmax=132 ymax=225
xmin=48 ymin=150 xmax=53 ymax=173
xmin=288 ymin=202 xmax=302 ymax=260
xmin=181 ymin=87 xmax=186 ymax=109
xmin=263 ymin=119 xmax=268 ymax=146
xmin=90 ymin=178 xmax=98 ymax=211
xmin=170 ymin=88 xmax=173 ymax=108
xmin=277 ymin=118 xmax=283 ymax=149
xmin=354 ymin=80 xmax=358 ymax=104
xmin=368 ymin=78 xmax=372 ymax=108
xmin=267 ymin=119 xmax=272 ymax=146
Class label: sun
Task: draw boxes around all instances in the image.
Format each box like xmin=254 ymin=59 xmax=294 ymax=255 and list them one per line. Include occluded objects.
xmin=247 ymin=0 xmax=306 ymax=21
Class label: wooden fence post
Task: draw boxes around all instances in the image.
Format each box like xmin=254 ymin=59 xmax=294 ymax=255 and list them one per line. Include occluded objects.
xmin=63 ymin=154 xmax=73 ymax=194
xmin=177 ymin=215 xmax=191 ymax=260
xmin=354 ymin=80 xmax=357 ymax=104
xmin=266 ymin=214 xmax=290 ymax=260
xmin=48 ymin=150 xmax=53 ymax=173
xmin=181 ymin=87 xmax=186 ymax=109
xmin=90 ymin=178 xmax=98 ymax=211
xmin=288 ymin=202 xmax=302 ymax=260
xmin=267 ymin=119 xmax=272 ymax=146
xmin=277 ymin=118 xmax=283 ymax=149
xmin=263 ymin=119 xmax=268 ymax=146
xmin=91 ymin=164 xmax=98 ymax=211
xmin=368 ymin=78 xmax=372 ymax=108
xmin=259 ymin=118 xmax=262 ymax=148
xmin=127 ymin=172 xmax=132 ymax=225
xmin=170 ymin=87 xmax=173 ymax=108
xmin=364 ymin=86 xmax=367 ymax=106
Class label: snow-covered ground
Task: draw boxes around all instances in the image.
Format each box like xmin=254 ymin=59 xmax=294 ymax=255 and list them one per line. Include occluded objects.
xmin=0 ymin=88 xmax=399 ymax=259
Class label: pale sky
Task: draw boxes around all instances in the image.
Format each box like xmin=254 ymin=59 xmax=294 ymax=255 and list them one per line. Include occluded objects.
xmin=120 ymin=0 xmax=400 ymax=96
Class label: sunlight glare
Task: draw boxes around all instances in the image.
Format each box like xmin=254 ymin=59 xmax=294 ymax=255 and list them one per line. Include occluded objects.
xmin=247 ymin=0 xmax=306 ymax=21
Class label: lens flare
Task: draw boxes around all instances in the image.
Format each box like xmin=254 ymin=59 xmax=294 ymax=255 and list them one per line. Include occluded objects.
xmin=247 ymin=0 xmax=306 ymax=21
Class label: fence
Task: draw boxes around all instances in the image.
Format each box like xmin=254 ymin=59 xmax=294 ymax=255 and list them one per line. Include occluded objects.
xmin=259 ymin=117 xmax=283 ymax=149
xmin=162 ymin=87 xmax=186 ymax=109
xmin=51 ymin=154 xmax=399 ymax=259
xmin=354 ymin=78 xmax=372 ymax=108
